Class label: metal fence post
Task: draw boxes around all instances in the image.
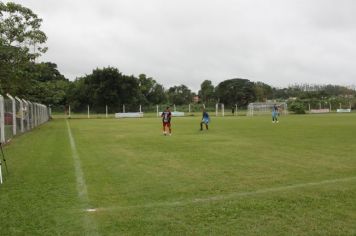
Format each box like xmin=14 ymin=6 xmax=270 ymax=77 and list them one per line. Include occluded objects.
xmin=6 ymin=94 xmax=16 ymax=135
xmin=34 ymin=103 xmax=38 ymax=127
xmin=40 ymin=104 xmax=43 ymax=124
xmin=29 ymin=101 xmax=34 ymax=129
xmin=40 ymin=105 xmax=43 ymax=124
xmin=15 ymin=97 xmax=24 ymax=132
xmin=38 ymin=104 xmax=41 ymax=125
xmin=22 ymin=100 xmax=30 ymax=130
xmin=0 ymin=95 xmax=5 ymax=143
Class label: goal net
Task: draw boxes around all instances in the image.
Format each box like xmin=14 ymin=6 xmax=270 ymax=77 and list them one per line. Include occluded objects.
xmin=247 ymin=102 xmax=288 ymax=116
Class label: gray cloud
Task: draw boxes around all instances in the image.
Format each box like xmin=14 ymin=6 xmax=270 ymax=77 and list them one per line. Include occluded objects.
xmin=9 ymin=0 xmax=356 ymax=91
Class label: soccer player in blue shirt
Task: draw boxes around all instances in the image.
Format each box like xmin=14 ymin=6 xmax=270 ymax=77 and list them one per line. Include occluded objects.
xmin=272 ymin=104 xmax=279 ymax=123
xmin=200 ymin=109 xmax=210 ymax=131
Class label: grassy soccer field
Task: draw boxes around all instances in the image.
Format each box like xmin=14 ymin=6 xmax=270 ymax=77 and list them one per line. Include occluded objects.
xmin=1 ymin=114 xmax=356 ymax=235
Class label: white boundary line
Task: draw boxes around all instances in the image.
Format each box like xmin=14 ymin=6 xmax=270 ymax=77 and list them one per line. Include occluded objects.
xmin=97 ymin=176 xmax=356 ymax=212
xmin=66 ymin=120 xmax=99 ymax=235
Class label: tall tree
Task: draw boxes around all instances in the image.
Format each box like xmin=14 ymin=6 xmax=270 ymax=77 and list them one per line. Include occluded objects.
xmin=198 ymin=80 xmax=215 ymax=104
xmin=253 ymin=82 xmax=273 ymax=102
xmin=25 ymin=62 xmax=69 ymax=107
xmin=0 ymin=2 xmax=47 ymax=95
xmin=147 ymin=83 xmax=167 ymax=105
xmin=138 ymin=74 xmax=166 ymax=105
xmin=167 ymin=85 xmax=193 ymax=105
xmin=30 ymin=62 xmax=66 ymax=82
xmin=215 ymin=78 xmax=255 ymax=107
xmin=67 ymin=67 xmax=142 ymax=112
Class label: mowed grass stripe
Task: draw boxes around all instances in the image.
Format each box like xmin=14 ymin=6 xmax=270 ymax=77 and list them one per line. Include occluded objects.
xmin=96 ymin=175 xmax=356 ymax=211
xmin=66 ymin=119 xmax=99 ymax=235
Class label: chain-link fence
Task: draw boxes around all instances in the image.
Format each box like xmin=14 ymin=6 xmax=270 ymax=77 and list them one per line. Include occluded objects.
xmin=0 ymin=94 xmax=50 ymax=144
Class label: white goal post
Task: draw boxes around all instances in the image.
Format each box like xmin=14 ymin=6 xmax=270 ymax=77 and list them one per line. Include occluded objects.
xmin=247 ymin=102 xmax=288 ymax=116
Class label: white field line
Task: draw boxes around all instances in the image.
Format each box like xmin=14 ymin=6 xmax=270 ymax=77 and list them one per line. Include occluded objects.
xmin=97 ymin=176 xmax=356 ymax=212
xmin=66 ymin=120 xmax=99 ymax=235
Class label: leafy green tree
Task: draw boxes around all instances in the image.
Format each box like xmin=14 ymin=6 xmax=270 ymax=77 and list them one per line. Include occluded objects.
xmin=25 ymin=79 xmax=69 ymax=107
xmin=253 ymin=82 xmax=273 ymax=102
xmin=0 ymin=2 xmax=47 ymax=95
xmin=67 ymin=67 xmax=143 ymax=112
xmin=272 ymin=88 xmax=289 ymax=99
xmin=215 ymin=78 xmax=255 ymax=107
xmin=66 ymin=79 xmax=88 ymax=111
xmin=272 ymin=84 xmax=356 ymax=101
xmin=167 ymin=85 xmax=193 ymax=105
xmin=198 ymin=80 xmax=215 ymax=104
xmin=148 ymin=83 xmax=167 ymax=105
xmin=30 ymin=62 xmax=66 ymax=82
xmin=288 ymin=100 xmax=306 ymax=114
xmin=138 ymin=74 xmax=166 ymax=105
xmin=88 ymin=67 xmax=127 ymax=111
xmin=25 ymin=62 xmax=69 ymax=107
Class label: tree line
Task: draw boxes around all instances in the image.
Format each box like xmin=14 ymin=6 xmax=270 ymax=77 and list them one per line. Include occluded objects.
xmin=1 ymin=2 xmax=355 ymax=113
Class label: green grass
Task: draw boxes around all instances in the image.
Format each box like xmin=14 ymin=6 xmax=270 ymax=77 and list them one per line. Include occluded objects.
xmin=1 ymin=114 xmax=356 ymax=235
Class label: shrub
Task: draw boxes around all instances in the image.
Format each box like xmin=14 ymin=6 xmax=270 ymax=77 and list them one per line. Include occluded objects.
xmin=289 ymin=101 xmax=306 ymax=114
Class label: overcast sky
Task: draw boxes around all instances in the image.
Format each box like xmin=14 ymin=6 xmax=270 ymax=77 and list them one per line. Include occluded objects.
xmin=9 ymin=0 xmax=356 ymax=91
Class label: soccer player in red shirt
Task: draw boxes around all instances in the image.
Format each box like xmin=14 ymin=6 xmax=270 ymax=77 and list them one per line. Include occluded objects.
xmin=161 ymin=106 xmax=172 ymax=136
